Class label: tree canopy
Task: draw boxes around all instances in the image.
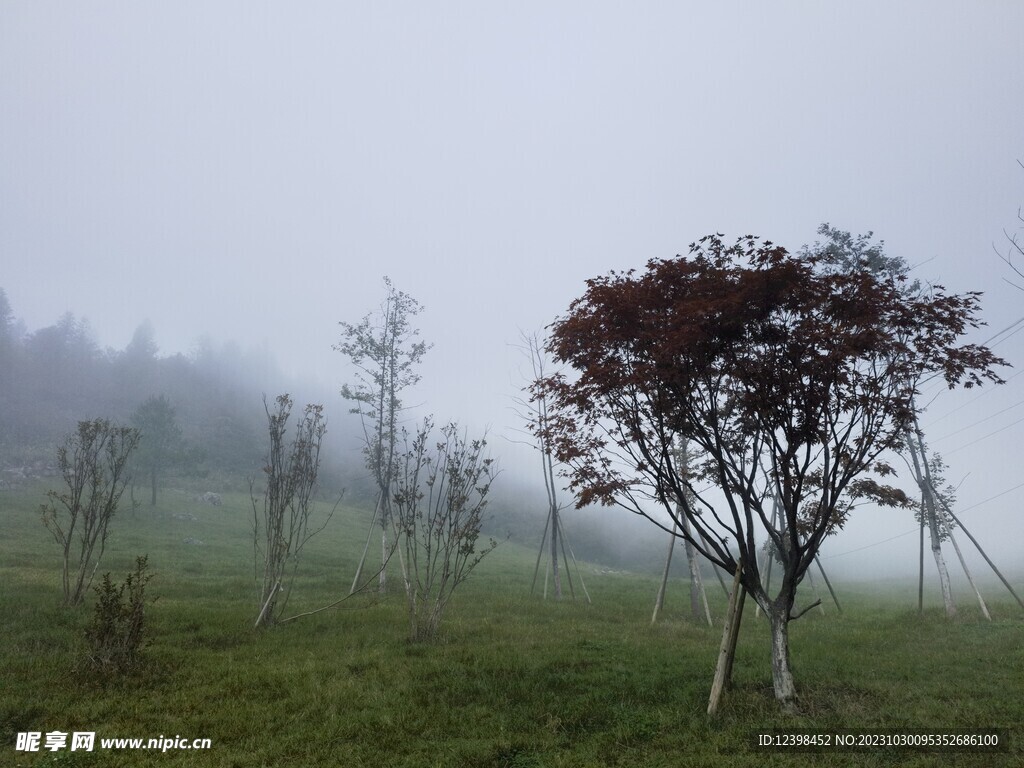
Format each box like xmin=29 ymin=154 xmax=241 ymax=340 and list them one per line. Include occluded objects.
xmin=536 ymin=233 xmax=1005 ymax=706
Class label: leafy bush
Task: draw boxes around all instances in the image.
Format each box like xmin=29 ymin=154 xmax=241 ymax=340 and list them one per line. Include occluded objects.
xmin=85 ymin=555 xmax=153 ymax=674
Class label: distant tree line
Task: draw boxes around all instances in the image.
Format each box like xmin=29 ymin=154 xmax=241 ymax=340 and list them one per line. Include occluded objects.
xmin=0 ymin=288 xmax=265 ymax=485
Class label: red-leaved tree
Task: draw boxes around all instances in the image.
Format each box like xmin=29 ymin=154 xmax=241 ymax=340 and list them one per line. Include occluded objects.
xmin=535 ymin=234 xmax=1004 ymax=708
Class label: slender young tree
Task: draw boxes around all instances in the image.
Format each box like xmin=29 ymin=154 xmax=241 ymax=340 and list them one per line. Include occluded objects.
xmin=392 ymin=418 xmax=498 ymax=641
xmin=808 ymin=224 xmax=1017 ymax=617
xmin=252 ymin=395 xmax=329 ymax=629
xmin=537 ymin=234 xmax=1003 ymax=709
xmin=129 ymin=395 xmax=184 ymax=506
xmin=335 ymin=277 xmax=431 ymax=593
xmin=996 ymin=159 xmax=1024 ymax=290
xmin=516 ymin=332 xmax=569 ymax=599
xmin=41 ymin=419 xmax=141 ymax=606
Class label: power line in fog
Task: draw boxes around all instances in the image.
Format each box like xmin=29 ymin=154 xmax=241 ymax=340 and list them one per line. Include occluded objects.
xmin=823 ymin=479 xmax=1024 ymax=559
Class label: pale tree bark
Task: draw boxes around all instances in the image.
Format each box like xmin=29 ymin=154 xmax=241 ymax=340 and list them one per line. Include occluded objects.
xmin=905 ymin=423 xmax=956 ymax=617
xmin=547 ymin=451 xmax=562 ymax=600
xmin=768 ymin=602 xmax=797 ymax=709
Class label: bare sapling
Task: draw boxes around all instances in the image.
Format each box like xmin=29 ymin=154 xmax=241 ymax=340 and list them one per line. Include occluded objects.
xmin=335 ymin=277 xmax=431 ymax=593
xmin=41 ymin=419 xmax=141 ymax=606
xmin=392 ymin=417 xmax=498 ymax=642
xmin=252 ymin=394 xmax=329 ymax=629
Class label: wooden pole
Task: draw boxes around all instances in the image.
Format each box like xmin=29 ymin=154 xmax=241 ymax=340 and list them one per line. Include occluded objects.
xmin=805 ymin=566 xmax=826 ymax=616
xmin=652 ymin=525 xmax=677 ymax=625
xmin=708 ymin=559 xmax=746 ymax=716
xmin=934 ymin=493 xmax=1024 ymax=612
xmin=814 ymin=556 xmax=842 ymax=614
xmin=562 ymin=527 xmax=592 ymax=604
xmin=680 ymin=513 xmax=712 ymax=626
xmin=946 ymin=527 xmax=992 ymax=620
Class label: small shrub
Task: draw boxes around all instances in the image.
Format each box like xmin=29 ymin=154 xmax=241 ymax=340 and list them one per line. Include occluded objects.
xmin=85 ymin=555 xmax=153 ymax=674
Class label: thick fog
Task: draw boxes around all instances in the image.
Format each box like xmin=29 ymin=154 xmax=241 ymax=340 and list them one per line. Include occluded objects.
xmin=2 ymin=3 xmax=1022 ymax=585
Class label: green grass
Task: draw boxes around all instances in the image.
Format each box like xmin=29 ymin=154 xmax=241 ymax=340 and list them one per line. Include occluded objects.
xmin=1 ymin=481 xmax=1021 ymax=767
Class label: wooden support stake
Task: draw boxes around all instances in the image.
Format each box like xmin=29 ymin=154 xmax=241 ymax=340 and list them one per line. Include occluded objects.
xmin=652 ymin=525 xmax=677 ymax=625
xmin=936 ymin=494 xmax=1024 ymax=612
xmin=563 ymin=530 xmax=592 ymax=604
xmin=708 ymin=559 xmax=746 ymax=716
xmin=814 ymin=556 xmax=842 ymax=614
xmin=947 ymin=527 xmax=991 ymax=620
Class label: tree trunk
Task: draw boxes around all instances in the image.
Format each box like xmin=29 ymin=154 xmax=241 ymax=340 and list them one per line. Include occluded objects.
xmin=905 ymin=424 xmax=956 ymax=617
xmin=550 ymin=504 xmax=562 ymax=599
xmin=379 ymin=525 xmax=388 ymax=593
xmin=150 ymin=467 xmax=157 ymax=506
xmin=768 ymin=604 xmax=798 ymax=709
xmin=926 ymin=503 xmax=957 ymax=617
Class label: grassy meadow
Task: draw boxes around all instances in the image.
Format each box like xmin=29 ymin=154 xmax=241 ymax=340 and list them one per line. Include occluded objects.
xmin=1 ymin=481 xmax=1022 ymax=767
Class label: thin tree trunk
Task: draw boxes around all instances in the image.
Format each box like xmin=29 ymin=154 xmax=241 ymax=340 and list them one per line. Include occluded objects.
xmin=379 ymin=526 xmax=388 ymax=593
xmin=918 ymin=491 xmax=925 ymax=614
xmin=558 ymin=525 xmax=577 ymax=600
xmin=350 ymin=493 xmax=381 ymax=595
xmin=701 ymin=531 xmax=731 ymax=597
xmin=150 ymin=467 xmax=157 ymax=506
xmin=906 ymin=425 xmax=956 ymax=617
xmin=679 ymin=513 xmax=710 ymax=624
xmin=550 ymin=501 xmax=562 ymax=599
xmin=926 ymin=498 xmax=956 ymax=616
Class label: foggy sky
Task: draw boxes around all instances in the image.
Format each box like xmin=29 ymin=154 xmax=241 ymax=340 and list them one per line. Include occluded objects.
xmin=2 ymin=3 xmax=1022 ymax=582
